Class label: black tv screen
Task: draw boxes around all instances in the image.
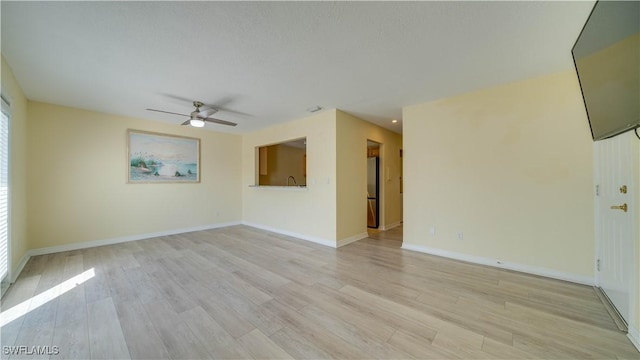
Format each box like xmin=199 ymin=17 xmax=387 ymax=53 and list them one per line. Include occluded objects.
xmin=572 ymin=0 xmax=639 ymax=141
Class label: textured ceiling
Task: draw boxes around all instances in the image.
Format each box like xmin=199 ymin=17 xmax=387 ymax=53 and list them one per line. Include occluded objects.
xmin=1 ymin=1 xmax=595 ymax=134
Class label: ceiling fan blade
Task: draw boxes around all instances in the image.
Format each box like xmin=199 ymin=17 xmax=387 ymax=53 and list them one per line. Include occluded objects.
xmin=161 ymin=94 xmax=194 ymax=104
xmin=207 ymin=97 xmax=253 ymax=117
xmin=199 ymin=108 xmax=218 ymax=118
xmin=214 ymin=107 xmax=253 ymax=117
xmin=204 ymin=117 xmax=237 ymax=127
xmin=147 ymin=108 xmax=189 ymax=117
xmin=180 ymin=120 xmax=191 ymax=126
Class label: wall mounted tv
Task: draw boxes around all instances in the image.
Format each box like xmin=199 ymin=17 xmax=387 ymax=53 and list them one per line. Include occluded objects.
xmin=572 ymin=0 xmax=639 ymax=141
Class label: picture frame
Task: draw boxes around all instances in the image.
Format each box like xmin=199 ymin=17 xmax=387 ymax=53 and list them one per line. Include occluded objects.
xmin=127 ymin=129 xmax=200 ymax=183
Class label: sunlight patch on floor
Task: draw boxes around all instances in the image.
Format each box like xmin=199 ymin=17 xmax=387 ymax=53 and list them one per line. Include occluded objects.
xmin=0 ymin=268 xmax=95 ymax=327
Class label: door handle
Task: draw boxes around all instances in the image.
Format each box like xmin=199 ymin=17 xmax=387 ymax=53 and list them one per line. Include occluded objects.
xmin=610 ymin=203 xmax=628 ymax=212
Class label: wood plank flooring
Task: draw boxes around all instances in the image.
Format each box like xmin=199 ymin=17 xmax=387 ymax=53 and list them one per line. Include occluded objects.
xmin=1 ymin=225 xmax=638 ymax=359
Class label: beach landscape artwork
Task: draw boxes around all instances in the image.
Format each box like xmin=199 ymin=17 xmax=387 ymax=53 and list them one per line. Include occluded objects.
xmin=128 ymin=130 xmax=200 ymax=183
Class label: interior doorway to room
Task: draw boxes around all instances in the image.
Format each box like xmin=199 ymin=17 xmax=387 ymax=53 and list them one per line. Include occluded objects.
xmin=367 ymin=141 xmax=381 ymax=229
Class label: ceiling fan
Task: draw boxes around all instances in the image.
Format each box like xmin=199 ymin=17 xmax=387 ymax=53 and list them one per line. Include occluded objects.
xmin=146 ymin=101 xmax=237 ymax=127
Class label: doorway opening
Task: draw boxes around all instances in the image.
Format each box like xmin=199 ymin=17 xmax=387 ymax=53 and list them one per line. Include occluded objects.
xmin=367 ymin=141 xmax=381 ymax=229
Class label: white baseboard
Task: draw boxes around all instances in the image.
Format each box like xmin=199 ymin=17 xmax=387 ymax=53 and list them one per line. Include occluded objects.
xmin=242 ymin=221 xmax=337 ymax=248
xmin=337 ymin=232 xmax=368 ymax=248
xmin=381 ymin=221 xmax=401 ymax=231
xmin=241 ymin=222 xmax=367 ymax=248
xmin=1 ymin=252 xmax=29 ymax=298
xmin=628 ymin=325 xmax=640 ymax=352
xmin=28 ymin=221 xmax=242 ymax=257
xmin=10 ymin=253 xmax=31 ymax=283
xmin=401 ymin=243 xmax=594 ymax=286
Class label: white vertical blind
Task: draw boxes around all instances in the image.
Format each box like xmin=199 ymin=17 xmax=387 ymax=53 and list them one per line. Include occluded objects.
xmin=0 ymin=96 xmax=9 ymax=284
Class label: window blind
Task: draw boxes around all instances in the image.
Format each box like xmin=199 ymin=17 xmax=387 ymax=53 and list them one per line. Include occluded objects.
xmin=0 ymin=96 xmax=10 ymax=286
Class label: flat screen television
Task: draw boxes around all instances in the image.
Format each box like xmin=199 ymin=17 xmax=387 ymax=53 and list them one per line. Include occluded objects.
xmin=572 ymin=0 xmax=639 ymax=141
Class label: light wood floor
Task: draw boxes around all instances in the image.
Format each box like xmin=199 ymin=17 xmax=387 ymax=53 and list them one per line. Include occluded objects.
xmin=1 ymin=225 xmax=638 ymax=359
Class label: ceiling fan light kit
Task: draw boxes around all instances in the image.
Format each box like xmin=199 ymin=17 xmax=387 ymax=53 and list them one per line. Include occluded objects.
xmin=189 ymin=118 xmax=205 ymax=127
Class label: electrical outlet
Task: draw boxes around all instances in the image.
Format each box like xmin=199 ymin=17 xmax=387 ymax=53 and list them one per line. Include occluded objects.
xmin=429 ymin=227 xmax=436 ymax=236
xmin=457 ymin=232 xmax=464 ymax=240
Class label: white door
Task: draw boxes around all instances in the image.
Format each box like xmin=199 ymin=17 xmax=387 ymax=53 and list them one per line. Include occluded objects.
xmin=595 ymin=130 xmax=637 ymax=325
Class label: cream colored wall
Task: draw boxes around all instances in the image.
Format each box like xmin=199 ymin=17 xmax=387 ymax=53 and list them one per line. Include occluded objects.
xmin=242 ymin=110 xmax=337 ymax=242
xmin=261 ymin=144 xmax=306 ymax=186
xmin=27 ymin=102 xmax=242 ymax=249
xmin=336 ymin=110 xmax=403 ymax=240
xmin=403 ymin=71 xmax=594 ymax=277
xmin=1 ymin=56 xmax=29 ymax=279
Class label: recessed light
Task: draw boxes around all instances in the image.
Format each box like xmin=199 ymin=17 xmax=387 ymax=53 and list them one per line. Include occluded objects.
xmin=307 ymin=106 xmax=323 ymax=113
xmin=392 ymin=119 xmax=398 ymax=123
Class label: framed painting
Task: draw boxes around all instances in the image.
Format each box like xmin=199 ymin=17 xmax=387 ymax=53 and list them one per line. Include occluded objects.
xmin=127 ymin=129 xmax=200 ymax=183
